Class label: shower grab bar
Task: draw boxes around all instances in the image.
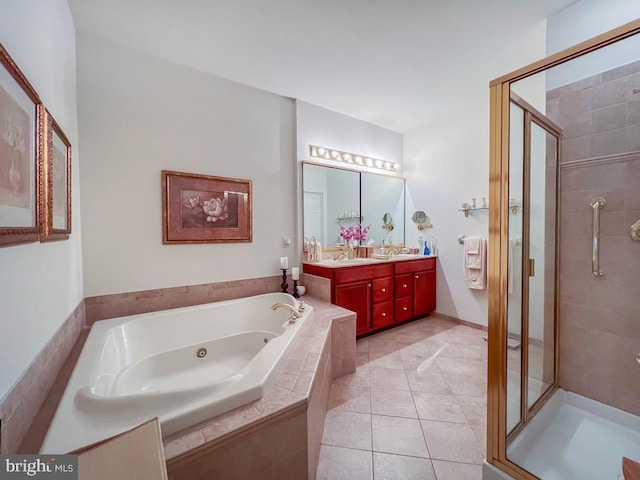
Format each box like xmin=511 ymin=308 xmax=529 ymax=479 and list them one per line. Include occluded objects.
xmin=590 ymin=197 xmax=606 ymax=277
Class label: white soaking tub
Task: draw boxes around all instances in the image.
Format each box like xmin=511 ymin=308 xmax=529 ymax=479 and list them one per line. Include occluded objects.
xmin=41 ymin=292 xmax=311 ymax=454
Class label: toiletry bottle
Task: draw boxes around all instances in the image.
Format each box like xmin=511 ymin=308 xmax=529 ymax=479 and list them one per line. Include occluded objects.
xmin=424 ymin=240 xmax=430 ymax=256
xmin=418 ymin=236 xmax=424 ymax=254
xmin=315 ymin=240 xmax=323 ymax=261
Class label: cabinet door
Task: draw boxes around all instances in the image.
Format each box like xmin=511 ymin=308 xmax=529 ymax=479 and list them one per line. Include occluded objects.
xmin=414 ymin=270 xmax=436 ymax=317
xmin=335 ymin=280 xmax=371 ymax=335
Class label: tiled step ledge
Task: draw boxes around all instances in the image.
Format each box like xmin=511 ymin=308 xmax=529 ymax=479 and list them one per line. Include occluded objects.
xmin=163 ymin=297 xmax=356 ymax=479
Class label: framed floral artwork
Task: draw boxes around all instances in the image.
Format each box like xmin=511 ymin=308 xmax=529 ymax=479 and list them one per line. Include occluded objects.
xmin=40 ymin=109 xmax=71 ymax=242
xmin=0 ymin=43 xmax=43 ymax=246
xmin=162 ymin=170 xmax=252 ymax=244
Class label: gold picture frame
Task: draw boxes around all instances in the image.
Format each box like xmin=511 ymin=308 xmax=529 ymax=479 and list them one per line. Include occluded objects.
xmin=0 ymin=42 xmax=43 ymax=247
xmin=162 ymin=170 xmax=252 ymax=244
xmin=40 ymin=109 xmax=72 ymax=241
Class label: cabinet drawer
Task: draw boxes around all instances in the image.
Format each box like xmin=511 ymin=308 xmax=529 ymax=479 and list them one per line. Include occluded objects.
xmin=372 ymin=277 xmax=393 ymax=303
xmin=395 ymin=258 xmax=436 ymax=275
xmin=394 ymin=274 xmax=414 ymax=299
xmin=372 ymin=301 xmax=394 ymax=329
xmin=335 ymin=263 xmax=394 ymax=285
xmin=395 ymin=297 xmax=414 ymax=322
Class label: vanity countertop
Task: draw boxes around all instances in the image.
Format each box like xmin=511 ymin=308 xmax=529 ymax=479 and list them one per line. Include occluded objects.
xmin=303 ymin=254 xmax=437 ymax=269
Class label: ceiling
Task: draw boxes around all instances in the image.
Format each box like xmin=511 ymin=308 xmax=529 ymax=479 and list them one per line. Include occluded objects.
xmin=68 ymin=0 xmax=578 ymax=133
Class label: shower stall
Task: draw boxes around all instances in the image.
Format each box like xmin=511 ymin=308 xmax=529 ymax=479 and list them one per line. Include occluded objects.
xmin=486 ymin=20 xmax=640 ymax=480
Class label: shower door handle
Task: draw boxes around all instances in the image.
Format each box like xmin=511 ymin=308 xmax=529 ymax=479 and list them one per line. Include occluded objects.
xmin=590 ymin=197 xmax=606 ymax=277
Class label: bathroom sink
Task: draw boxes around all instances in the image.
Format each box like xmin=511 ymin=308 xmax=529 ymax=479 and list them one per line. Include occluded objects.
xmin=314 ymin=257 xmax=384 ymax=267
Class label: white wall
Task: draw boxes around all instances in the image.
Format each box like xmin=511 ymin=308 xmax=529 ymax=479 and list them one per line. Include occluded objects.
xmin=546 ymin=0 xmax=640 ymax=88
xmin=403 ymin=23 xmax=548 ymax=326
xmin=0 ymin=0 xmax=83 ymax=399
xmin=77 ymin=34 xmax=296 ymax=296
xmin=296 ymin=101 xmax=403 ymax=175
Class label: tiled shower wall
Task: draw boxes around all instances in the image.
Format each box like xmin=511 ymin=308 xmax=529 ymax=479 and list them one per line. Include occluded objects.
xmin=547 ymin=60 xmax=640 ymax=416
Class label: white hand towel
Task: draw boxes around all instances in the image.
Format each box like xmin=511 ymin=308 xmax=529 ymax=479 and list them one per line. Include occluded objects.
xmin=463 ymin=237 xmax=487 ymax=290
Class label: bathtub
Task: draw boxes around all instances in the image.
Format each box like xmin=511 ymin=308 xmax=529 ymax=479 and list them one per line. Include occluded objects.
xmin=41 ymin=292 xmax=311 ymax=454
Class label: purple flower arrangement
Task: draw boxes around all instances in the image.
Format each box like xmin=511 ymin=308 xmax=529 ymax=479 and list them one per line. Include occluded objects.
xmin=340 ymin=223 xmax=370 ymax=243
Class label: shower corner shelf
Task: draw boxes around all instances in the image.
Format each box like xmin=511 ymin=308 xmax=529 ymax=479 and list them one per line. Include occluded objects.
xmin=459 ymin=205 xmax=519 ymax=217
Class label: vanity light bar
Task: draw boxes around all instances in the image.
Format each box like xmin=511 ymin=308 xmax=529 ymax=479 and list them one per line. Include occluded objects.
xmin=309 ymin=145 xmax=398 ymax=172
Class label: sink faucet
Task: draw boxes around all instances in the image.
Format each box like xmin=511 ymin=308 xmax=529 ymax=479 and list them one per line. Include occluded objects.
xmin=332 ymin=252 xmax=348 ymax=261
xmin=271 ymin=302 xmax=303 ymax=323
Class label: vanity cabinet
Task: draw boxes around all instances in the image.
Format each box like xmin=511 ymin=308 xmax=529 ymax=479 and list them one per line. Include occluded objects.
xmin=395 ymin=259 xmax=437 ymax=319
xmin=304 ymin=257 xmax=436 ymax=337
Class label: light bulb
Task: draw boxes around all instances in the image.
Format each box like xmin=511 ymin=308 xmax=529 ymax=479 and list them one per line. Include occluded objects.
xmin=331 ymin=150 xmax=339 ymax=159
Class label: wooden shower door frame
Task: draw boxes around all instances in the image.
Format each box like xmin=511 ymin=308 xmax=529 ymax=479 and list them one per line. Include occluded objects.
xmin=486 ymin=18 xmax=640 ymax=480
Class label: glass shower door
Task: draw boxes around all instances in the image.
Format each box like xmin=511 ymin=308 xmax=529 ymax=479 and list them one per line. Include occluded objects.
xmin=506 ymin=95 xmax=560 ymax=439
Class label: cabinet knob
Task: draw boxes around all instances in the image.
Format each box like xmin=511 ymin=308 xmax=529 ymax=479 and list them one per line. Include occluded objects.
xmin=381 ymin=288 xmax=386 ymax=293
xmin=403 ymin=306 xmax=408 ymax=311
xmin=402 ymin=284 xmax=407 ymax=288
xmin=414 ymin=275 xmax=419 ymax=279
xmin=382 ymin=312 xmax=386 ymax=317
xmin=368 ymin=284 xmax=372 ymax=288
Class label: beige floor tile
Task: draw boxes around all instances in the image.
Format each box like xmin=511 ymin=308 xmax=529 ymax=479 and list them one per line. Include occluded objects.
xmin=407 ymin=371 xmax=453 ymax=394
xmin=317 ymin=445 xmax=373 ymax=480
xmin=369 ymin=351 xmax=405 ymax=370
xmin=471 ymin=424 xmax=487 ymax=450
xmin=335 ymin=364 xmax=370 ymax=387
xmin=372 ymin=452 xmax=436 ymax=480
xmin=412 ymin=392 xmax=467 ymax=423
xmin=431 ymin=460 xmax=483 ymax=480
xmin=371 ymin=415 xmax=429 ymax=458
xmin=401 ymin=352 xmax=442 ymax=373
xmin=329 ymin=384 xmax=371 ymax=414
xmin=371 ymin=388 xmax=418 ymax=418
xmin=420 ymin=421 xmax=485 ymax=464
xmin=436 ymin=357 xmax=486 ymax=377
xmin=370 ymin=367 xmax=410 ymax=390
xmin=442 ymin=373 xmax=487 ymax=397
xmin=455 ymin=395 xmax=487 ymax=426
xmin=322 ymin=410 xmax=372 ymax=450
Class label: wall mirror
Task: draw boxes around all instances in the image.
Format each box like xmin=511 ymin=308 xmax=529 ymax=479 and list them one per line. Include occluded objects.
xmin=302 ymin=162 xmax=405 ymax=248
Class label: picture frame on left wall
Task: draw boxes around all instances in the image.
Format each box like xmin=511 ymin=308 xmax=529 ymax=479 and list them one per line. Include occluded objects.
xmin=0 ymin=43 xmax=43 ymax=247
xmin=40 ymin=109 xmax=72 ymax=242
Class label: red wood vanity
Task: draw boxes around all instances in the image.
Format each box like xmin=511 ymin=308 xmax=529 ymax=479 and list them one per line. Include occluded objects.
xmin=304 ymin=257 xmax=436 ymax=336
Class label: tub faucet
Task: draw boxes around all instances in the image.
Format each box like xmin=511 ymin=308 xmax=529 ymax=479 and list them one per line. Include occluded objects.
xmin=271 ymin=302 xmax=303 ymax=323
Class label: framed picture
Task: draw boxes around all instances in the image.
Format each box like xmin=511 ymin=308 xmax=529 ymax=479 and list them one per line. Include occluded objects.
xmin=40 ymin=109 xmax=71 ymax=241
xmin=0 ymin=43 xmax=43 ymax=246
xmin=162 ymin=170 xmax=252 ymax=244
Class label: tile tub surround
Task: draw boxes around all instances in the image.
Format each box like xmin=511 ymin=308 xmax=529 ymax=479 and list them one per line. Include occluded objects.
xmin=18 ymin=293 xmax=354 ymax=478
xmin=0 ymin=301 xmax=85 ymax=455
xmin=84 ymin=275 xmax=283 ymax=325
xmin=316 ymin=316 xmax=488 ymax=480
xmin=164 ymin=297 xmax=355 ymax=479
xmin=548 ymin=60 xmax=640 ymax=417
